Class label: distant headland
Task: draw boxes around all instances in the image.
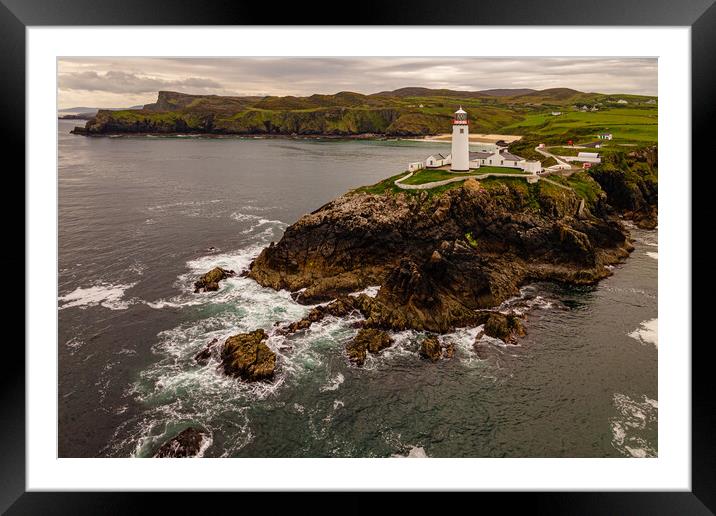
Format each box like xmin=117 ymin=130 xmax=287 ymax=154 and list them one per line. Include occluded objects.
xmin=68 ymin=87 xmax=657 ymax=145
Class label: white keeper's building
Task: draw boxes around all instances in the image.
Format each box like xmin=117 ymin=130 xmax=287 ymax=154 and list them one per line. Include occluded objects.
xmin=408 ymin=107 xmax=542 ymax=174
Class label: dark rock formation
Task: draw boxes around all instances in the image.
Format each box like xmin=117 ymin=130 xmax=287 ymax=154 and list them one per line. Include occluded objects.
xmin=153 ymin=427 xmax=208 ymax=458
xmin=419 ymin=336 xmax=442 ymax=362
xmin=194 ymin=338 xmax=218 ymax=365
xmin=249 ymin=178 xmax=633 ymax=334
xmin=278 ymin=296 xmax=360 ymax=334
xmin=588 ymin=147 xmax=658 ymax=229
xmin=442 ymin=342 xmax=455 ymax=359
xmin=220 ymin=329 xmax=275 ymax=381
xmin=194 ymin=266 xmax=235 ymax=293
xmin=346 ymin=328 xmax=393 ymax=366
xmin=475 ymin=312 xmax=526 ymax=344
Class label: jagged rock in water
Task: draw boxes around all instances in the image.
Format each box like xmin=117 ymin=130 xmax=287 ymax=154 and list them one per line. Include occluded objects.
xmin=153 ymin=427 xmax=208 ymax=458
xmin=346 ymin=328 xmax=393 ymax=366
xmin=194 ymin=266 xmax=236 ymax=293
xmin=419 ymin=336 xmax=442 ymax=362
xmin=279 ymin=296 xmax=359 ymax=334
xmin=194 ymin=338 xmax=218 ymax=365
xmin=442 ymin=342 xmax=455 ymax=359
xmin=475 ymin=312 xmax=526 ymax=344
xmin=220 ymin=329 xmax=275 ymax=381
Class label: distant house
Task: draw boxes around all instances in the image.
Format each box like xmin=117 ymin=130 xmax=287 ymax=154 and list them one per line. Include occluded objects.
xmin=597 ymin=133 xmax=613 ymax=140
xmin=538 ymin=143 xmax=546 ymax=149
xmin=617 ymin=99 xmax=628 ymax=104
xmin=646 ymin=99 xmax=657 ymax=104
xmin=578 ymin=152 xmax=600 ymax=160
xmin=561 ymin=151 xmax=601 ymax=164
xmin=408 ymin=161 xmax=425 ymax=172
xmin=590 ymin=106 xmax=599 ymax=111
xmin=418 ymin=104 xmax=424 ymax=108
xmin=582 ymin=141 xmax=602 ymax=149
xmin=425 ymin=153 xmax=449 ymax=168
xmin=551 ymin=111 xmax=562 ymax=116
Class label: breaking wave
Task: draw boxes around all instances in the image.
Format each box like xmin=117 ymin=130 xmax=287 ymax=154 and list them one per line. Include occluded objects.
xmin=59 ymin=282 xmax=138 ymax=310
xmin=611 ymin=393 xmax=658 ymax=457
xmin=628 ymin=318 xmax=658 ymax=348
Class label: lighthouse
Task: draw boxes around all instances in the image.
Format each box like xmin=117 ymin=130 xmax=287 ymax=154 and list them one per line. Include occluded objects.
xmin=450 ymin=106 xmax=470 ymax=171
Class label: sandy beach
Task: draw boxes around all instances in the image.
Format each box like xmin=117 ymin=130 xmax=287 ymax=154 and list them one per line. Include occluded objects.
xmin=404 ymin=133 xmax=523 ymax=144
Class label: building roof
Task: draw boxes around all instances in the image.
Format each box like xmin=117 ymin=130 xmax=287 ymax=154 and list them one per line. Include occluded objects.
xmin=582 ymin=141 xmax=601 ymax=148
xmin=455 ymin=106 xmax=467 ymax=114
xmin=578 ymin=152 xmax=599 ymax=158
xmin=427 ymin=153 xmax=446 ymax=160
xmin=469 ymin=151 xmax=492 ymax=160
xmin=499 ymin=149 xmax=524 ymax=161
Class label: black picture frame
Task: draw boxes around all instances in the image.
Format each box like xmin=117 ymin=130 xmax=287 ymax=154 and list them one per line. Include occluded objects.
xmin=2 ymin=0 xmax=709 ymax=513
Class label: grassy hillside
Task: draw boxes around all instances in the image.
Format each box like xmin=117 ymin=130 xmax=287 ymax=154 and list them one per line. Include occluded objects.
xmin=73 ymin=88 xmax=658 ymax=142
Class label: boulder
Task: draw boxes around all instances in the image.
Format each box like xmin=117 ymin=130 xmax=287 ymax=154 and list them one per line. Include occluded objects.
xmin=220 ymin=329 xmax=276 ymax=381
xmin=419 ymin=336 xmax=442 ymax=362
xmin=346 ymin=328 xmax=393 ymax=366
xmin=442 ymin=342 xmax=455 ymax=359
xmin=153 ymin=427 xmax=208 ymax=458
xmin=280 ymin=296 xmax=359 ymax=334
xmin=194 ymin=266 xmax=236 ymax=293
xmin=194 ymin=338 xmax=218 ymax=365
xmin=476 ymin=312 xmax=526 ymax=344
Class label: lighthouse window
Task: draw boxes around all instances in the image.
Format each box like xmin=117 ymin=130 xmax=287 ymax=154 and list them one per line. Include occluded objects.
xmin=459 ymin=128 xmax=464 ymax=134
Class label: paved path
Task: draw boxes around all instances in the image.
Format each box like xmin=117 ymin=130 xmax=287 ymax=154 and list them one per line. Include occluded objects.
xmin=394 ymin=170 xmax=541 ymax=190
xmin=535 ymin=146 xmax=572 ymax=171
xmin=394 ymin=169 xmax=578 ymax=197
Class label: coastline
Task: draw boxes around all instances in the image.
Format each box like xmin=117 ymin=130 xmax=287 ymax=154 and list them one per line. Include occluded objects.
xmin=65 ymin=129 xmax=521 ymax=145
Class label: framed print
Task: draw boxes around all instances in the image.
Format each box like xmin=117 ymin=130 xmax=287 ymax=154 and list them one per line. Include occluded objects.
xmin=3 ymin=0 xmax=711 ymax=512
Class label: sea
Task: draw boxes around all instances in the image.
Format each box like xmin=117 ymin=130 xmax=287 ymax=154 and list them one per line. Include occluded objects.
xmin=58 ymin=119 xmax=658 ymax=458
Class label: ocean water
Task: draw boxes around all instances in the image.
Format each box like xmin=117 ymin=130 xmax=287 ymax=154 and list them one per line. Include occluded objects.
xmin=58 ymin=120 xmax=658 ymax=458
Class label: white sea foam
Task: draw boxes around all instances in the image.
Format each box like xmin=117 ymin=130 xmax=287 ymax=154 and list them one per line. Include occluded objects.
xmin=391 ymin=446 xmax=429 ymax=458
xmin=320 ymin=373 xmax=345 ymax=392
xmin=65 ymin=337 xmax=84 ymax=354
xmin=610 ymin=393 xmax=658 ymax=458
xmin=59 ymin=282 xmax=138 ymax=310
xmin=497 ymin=285 xmax=557 ymax=315
xmin=646 ymin=251 xmax=658 ymax=260
xmin=230 ymin=211 xmax=286 ymax=235
xmin=348 ymin=285 xmax=381 ymax=298
xmin=628 ymin=318 xmax=658 ymax=348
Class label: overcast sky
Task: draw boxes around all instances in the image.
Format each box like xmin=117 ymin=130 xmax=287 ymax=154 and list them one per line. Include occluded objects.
xmin=58 ymin=57 xmax=657 ymax=109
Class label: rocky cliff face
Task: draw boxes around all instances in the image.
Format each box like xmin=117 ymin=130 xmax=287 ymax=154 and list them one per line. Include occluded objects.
xmin=588 ymin=147 xmax=658 ymax=229
xmin=248 ymin=178 xmax=634 ymax=333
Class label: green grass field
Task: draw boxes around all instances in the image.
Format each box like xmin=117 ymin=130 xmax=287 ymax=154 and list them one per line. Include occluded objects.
xmin=400 ymin=169 xmax=473 ymax=185
xmin=399 ymin=166 xmax=528 ymax=186
xmin=502 ymin=107 xmax=657 ymax=145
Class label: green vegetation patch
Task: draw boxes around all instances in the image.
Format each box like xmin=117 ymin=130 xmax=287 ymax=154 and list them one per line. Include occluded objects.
xmin=400 ymin=169 xmax=474 ymax=185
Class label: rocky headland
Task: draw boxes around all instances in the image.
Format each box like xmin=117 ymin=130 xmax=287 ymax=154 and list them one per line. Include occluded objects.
xmin=189 ymin=149 xmax=656 ymax=378
xmin=248 ymin=175 xmax=634 ymax=333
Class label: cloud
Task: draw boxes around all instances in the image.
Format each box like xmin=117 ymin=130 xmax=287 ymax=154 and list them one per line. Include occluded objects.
xmin=57 ymin=57 xmax=657 ymax=109
xmin=59 ymin=70 xmax=222 ymax=94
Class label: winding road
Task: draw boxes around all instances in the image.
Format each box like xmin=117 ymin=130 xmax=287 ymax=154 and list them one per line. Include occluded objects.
xmin=535 ymin=146 xmax=572 ymax=171
xmin=394 ymin=170 xmax=540 ymax=190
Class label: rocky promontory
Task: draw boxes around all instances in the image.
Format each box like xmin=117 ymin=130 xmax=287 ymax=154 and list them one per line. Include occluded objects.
xmin=248 ymin=175 xmax=634 ymax=335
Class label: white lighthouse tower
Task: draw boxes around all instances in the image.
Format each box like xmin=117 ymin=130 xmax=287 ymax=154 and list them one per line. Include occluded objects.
xmin=450 ymin=106 xmax=470 ymax=171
